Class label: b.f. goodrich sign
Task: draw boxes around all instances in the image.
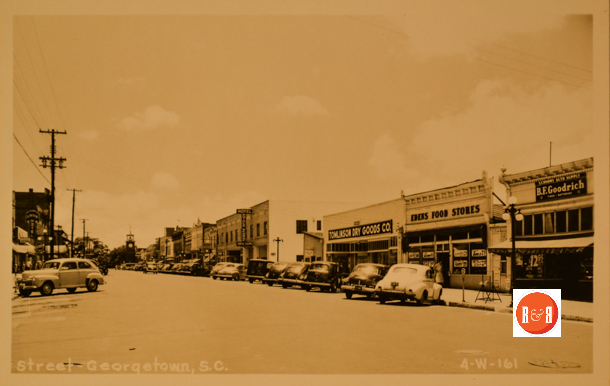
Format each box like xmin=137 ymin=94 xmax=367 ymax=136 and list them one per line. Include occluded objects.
xmin=535 ymin=171 xmax=587 ymax=202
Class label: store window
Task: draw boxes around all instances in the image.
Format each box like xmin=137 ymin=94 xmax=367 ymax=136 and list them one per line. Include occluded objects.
xmin=523 ymin=215 xmax=533 ymax=235
xmin=533 ymin=214 xmax=543 ymax=235
xmin=296 ymin=255 xmax=304 ymax=262
xmin=556 ymin=211 xmax=567 ymax=233
xmin=257 ymin=223 xmax=260 ymax=237
xmin=264 ymin=221 xmax=268 ymax=235
xmin=452 ymin=244 xmax=469 ymax=274
xmin=568 ymin=209 xmax=579 ymax=232
xmin=422 ymin=246 xmax=434 ymax=267
xmin=407 ymin=249 xmax=420 ymax=264
xmin=250 ymin=225 xmax=253 ymax=239
xmin=296 ymin=220 xmax=308 ymax=234
xmin=317 ymin=220 xmax=322 ymax=231
xmin=470 ymin=243 xmax=487 ymax=275
xmin=544 ymin=213 xmax=555 ymax=234
xmin=581 ymin=207 xmax=593 ymax=231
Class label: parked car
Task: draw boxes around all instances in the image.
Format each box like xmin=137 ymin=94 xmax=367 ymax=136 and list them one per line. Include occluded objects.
xmin=215 ymin=263 xmax=247 ymax=281
xmin=262 ymin=261 xmax=289 ymax=286
xmin=246 ymin=259 xmax=274 ymax=283
xmin=17 ymin=258 xmax=106 ymax=297
xmin=189 ymin=262 xmax=210 ymax=277
xmin=278 ymin=262 xmax=310 ymax=289
xmin=375 ymin=264 xmax=442 ymax=305
xmin=210 ymin=262 xmax=229 ymax=279
xmin=301 ymin=261 xmax=342 ymax=292
xmin=341 ymin=263 xmax=389 ymax=299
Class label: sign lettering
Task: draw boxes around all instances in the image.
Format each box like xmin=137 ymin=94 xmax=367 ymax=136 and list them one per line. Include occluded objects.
xmin=409 ymin=204 xmax=482 ymax=223
xmin=328 ymin=220 xmax=393 ymax=240
xmin=535 ymin=171 xmax=587 ymax=202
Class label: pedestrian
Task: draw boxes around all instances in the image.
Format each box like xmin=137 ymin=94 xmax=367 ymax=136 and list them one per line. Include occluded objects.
xmin=434 ymin=261 xmax=444 ymax=285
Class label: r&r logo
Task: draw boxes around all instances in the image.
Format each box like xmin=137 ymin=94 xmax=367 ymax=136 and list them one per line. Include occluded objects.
xmin=513 ymin=289 xmax=561 ymax=337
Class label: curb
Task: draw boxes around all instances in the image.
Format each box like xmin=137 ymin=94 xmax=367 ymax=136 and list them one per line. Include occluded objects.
xmin=444 ymin=301 xmax=592 ymax=323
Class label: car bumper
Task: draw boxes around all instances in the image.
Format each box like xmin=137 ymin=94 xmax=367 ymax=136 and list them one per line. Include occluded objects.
xmin=18 ymin=281 xmax=38 ymax=290
xmin=279 ymin=278 xmax=302 ymax=285
xmin=375 ymin=289 xmax=416 ymax=299
xmin=341 ymin=284 xmax=376 ymax=294
xmin=247 ymin=275 xmax=265 ymax=280
xmin=304 ymin=281 xmax=331 ymax=287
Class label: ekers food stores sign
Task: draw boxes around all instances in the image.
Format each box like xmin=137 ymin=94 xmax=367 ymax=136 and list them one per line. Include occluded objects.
xmin=328 ymin=220 xmax=393 ymax=241
xmin=535 ymin=171 xmax=587 ymax=202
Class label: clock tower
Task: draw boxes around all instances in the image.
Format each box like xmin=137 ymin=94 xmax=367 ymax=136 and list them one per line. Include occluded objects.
xmin=125 ymin=232 xmax=136 ymax=263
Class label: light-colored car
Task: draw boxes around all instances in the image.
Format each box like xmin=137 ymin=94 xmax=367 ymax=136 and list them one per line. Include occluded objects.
xmin=210 ymin=262 xmax=229 ymax=279
xmin=17 ymin=258 xmax=106 ymax=297
xmin=375 ymin=264 xmax=442 ymax=305
xmin=215 ymin=263 xmax=247 ymax=281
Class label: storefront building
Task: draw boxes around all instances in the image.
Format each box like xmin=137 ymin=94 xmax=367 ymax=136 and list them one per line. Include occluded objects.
xmin=490 ymin=158 xmax=594 ymax=301
xmin=402 ymin=172 xmax=505 ymax=290
xmin=324 ymin=198 xmax=404 ymax=275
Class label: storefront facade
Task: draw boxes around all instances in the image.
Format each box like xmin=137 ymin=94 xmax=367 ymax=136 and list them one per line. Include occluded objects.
xmin=490 ymin=158 xmax=594 ymax=301
xmin=403 ymin=173 xmax=505 ymax=290
xmin=324 ymin=199 xmax=404 ymax=275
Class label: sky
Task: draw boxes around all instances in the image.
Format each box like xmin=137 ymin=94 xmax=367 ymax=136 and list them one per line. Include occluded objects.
xmin=8 ymin=4 xmax=604 ymax=250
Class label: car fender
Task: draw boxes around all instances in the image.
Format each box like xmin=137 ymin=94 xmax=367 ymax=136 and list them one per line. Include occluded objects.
xmin=30 ymin=274 xmax=60 ymax=288
xmin=432 ymin=283 xmax=443 ymax=300
xmin=409 ymin=282 xmax=427 ymax=298
xmin=86 ymin=272 xmax=104 ymax=283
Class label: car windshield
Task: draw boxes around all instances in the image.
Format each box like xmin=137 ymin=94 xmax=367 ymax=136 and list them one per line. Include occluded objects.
xmin=391 ymin=267 xmax=418 ymax=276
xmin=286 ymin=264 xmax=306 ymax=274
xmin=310 ymin=263 xmax=329 ymax=271
xmin=352 ymin=265 xmax=382 ymax=275
xmin=270 ymin=263 xmax=287 ymax=272
xmin=41 ymin=261 xmax=60 ymax=270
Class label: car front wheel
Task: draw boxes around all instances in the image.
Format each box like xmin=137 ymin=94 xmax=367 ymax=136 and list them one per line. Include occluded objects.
xmin=378 ymin=295 xmax=386 ymax=304
xmin=345 ymin=291 xmax=352 ymax=299
xmin=87 ymin=279 xmax=98 ymax=292
xmin=40 ymin=282 xmax=54 ymax=296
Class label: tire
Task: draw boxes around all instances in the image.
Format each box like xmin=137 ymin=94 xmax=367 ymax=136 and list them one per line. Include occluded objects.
xmin=330 ymin=282 xmax=337 ymax=293
xmin=67 ymin=288 xmax=77 ymax=293
xmin=40 ymin=282 xmax=54 ymax=296
xmin=304 ymin=286 xmax=311 ymax=292
xmin=267 ymin=282 xmax=273 ymax=287
xmin=233 ymin=275 xmax=239 ymax=281
xmin=87 ymin=279 xmax=98 ymax=292
xmin=417 ymin=290 xmax=428 ymax=305
xmin=212 ymin=276 xmax=217 ymax=280
xmin=19 ymin=289 xmax=32 ymax=297
xmin=379 ymin=296 xmax=386 ymax=304
xmin=345 ymin=292 xmax=353 ymax=299
xmin=282 ymin=284 xmax=288 ymax=289
xmin=249 ymin=278 xmax=254 ymax=284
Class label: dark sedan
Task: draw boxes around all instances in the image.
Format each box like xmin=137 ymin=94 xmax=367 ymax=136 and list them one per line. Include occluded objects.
xmin=246 ymin=259 xmax=274 ymax=283
xmin=341 ymin=263 xmax=389 ymax=299
xmin=278 ymin=262 xmax=310 ymax=289
xmin=301 ymin=261 xmax=342 ymax=292
xmin=262 ymin=261 xmax=289 ymax=286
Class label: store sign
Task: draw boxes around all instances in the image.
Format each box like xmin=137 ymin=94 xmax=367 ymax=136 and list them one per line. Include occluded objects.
xmin=408 ymin=199 xmax=486 ymax=224
xmin=472 ymin=249 xmax=487 ymax=257
xmin=408 ymin=252 xmax=420 ymax=259
xmin=471 ymin=259 xmax=487 ymax=267
xmin=535 ymin=171 xmax=587 ymax=202
xmin=454 ymin=249 xmax=468 ymax=258
xmin=454 ymin=260 xmax=468 ymax=268
xmin=328 ymin=220 xmax=393 ymax=240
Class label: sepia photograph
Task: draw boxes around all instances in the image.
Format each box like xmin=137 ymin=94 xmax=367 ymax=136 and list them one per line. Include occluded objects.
xmin=2 ymin=1 xmax=609 ymax=385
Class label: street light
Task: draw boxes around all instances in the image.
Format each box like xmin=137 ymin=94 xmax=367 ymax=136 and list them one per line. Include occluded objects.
xmin=502 ymin=196 xmax=524 ymax=307
xmin=37 ymin=229 xmax=53 ymax=263
xmin=273 ymin=237 xmax=283 ymax=262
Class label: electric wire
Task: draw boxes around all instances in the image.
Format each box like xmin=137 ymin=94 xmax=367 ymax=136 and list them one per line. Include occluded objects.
xmin=13 ymin=133 xmax=51 ymax=185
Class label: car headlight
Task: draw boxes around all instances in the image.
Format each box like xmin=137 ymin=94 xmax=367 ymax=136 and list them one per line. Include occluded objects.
xmin=299 ymin=274 xmax=307 ymax=280
xmin=265 ymin=273 xmax=269 ymax=278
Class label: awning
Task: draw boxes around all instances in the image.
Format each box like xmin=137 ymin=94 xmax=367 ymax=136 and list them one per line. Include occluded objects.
xmin=13 ymin=243 xmax=36 ymax=254
xmin=488 ymin=237 xmax=594 ymax=255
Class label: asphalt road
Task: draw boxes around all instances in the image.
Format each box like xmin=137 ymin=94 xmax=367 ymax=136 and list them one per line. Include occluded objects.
xmin=11 ymin=269 xmax=592 ymax=374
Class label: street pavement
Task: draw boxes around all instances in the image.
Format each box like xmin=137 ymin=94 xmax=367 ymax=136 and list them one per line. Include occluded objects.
xmin=11 ymin=269 xmax=593 ymax=374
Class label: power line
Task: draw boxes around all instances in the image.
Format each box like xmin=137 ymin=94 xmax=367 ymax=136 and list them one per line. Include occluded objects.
xmin=12 ymin=133 xmax=51 ymax=184
xmin=32 ymin=17 xmax=68 ymax=133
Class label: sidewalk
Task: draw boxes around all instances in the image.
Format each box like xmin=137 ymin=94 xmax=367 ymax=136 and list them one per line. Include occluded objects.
xmin=441 ymin=287 xmax=594 ymax=323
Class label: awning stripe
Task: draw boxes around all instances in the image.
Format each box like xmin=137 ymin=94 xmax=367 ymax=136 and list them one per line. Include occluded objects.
xmin=488 ymin=236 xmax=594 ymax=254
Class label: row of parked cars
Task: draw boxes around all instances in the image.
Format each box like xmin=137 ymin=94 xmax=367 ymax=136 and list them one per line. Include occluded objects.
xmin=209 ymin=259 xmax=444 ymax=305
xmin=117 ymin=261 xmax=209 ymax=276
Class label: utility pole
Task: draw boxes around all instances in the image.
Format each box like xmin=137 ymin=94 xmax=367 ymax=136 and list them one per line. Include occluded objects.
xmin=80 ymin=218 xmax=88 ymax=258
xmin=273 ymin=237 xmax=283 ymax=262
xmin=67 ymin=189 xmax=81 ymax=258
xmin=39 ymin=129 xmax=67 ymax=261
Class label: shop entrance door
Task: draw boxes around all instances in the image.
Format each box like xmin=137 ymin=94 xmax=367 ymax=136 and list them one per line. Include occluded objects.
xmin=436 ymin=252 xmax=450 ymax=287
